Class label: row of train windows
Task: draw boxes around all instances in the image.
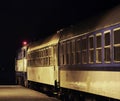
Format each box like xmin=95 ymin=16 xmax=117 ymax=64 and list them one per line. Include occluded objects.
xmin=27 ymin=47 xmax=53 ymax=66
xmin=60 ymin=27 xmax=120 ymax=65
xmin=27 ymin=47 xmax=53 ymax=59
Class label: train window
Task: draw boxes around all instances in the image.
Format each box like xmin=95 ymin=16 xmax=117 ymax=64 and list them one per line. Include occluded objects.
xmin=82 ymin=38 xmax=87 ymax=50
xmin=44 ymin=50 xmax=46 ymax=56
xmin=41 ymin=50 xmax=43 ymax=57
xmin=59 ymin=43 xmax=64 ymax=65
xmin=63 ymin=42 xmax=67 ymax=65
xmin=89 ymin=35 xmax=94 ymax=63
xmin=82 ymin=37 xmax=87 ymax=64
xmin=89 ymin=36 xmax=94 ymax=48
xmin=46 ymin=48 xmax=49 ymax=66
xmin=113 ymin=28 xmax=120 ymax=62
xmin=36 ymin=51 xmax=39 ymax=58
xmin=114 ymin=28 xmax=120 ymax=44
xmin=114 ymin=47 xmax=120 ymax=61
xmin=105 ymin=32 xmax=110 ymax=46
xmin=46 ymin=47 xmax=53 ymax=66
xmin=66 ymin=41 xmax=71 ymax=64
xmin=46 ymin=49 xmax=48 ymax=56
xmin=96 ymin=33 xmax=102 ymax=63
xmin=105 ymin=48 xmax=110 ymax=61
xmin=71 ymin=40 xmax=76 ymax=64
xmin=30 ymin=52 xmax=34 ymax=59
xmin=96 ymin=35 xmax=101 ymax=47
xmin=76 ymin=39 xmax=81 ymax=64
xmin=104 ymin=31 xmax=111 ymax=63
xmin=39 ymin=51 xmax=41 ymax=57
xmin=43 ymin=49 xmax=45 ymax=56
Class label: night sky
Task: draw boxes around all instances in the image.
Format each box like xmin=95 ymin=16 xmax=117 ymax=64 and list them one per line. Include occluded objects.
xmin=0 ymin=0 xmax=119 ymax=84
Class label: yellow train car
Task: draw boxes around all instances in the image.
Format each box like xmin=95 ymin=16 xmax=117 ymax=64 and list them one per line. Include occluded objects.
xmin=27 ymin=33 xmax=60 ymax=92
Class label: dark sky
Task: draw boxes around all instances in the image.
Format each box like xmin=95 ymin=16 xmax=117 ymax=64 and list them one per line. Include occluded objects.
xmin=0 ymin=0 xmax=119 ymax=83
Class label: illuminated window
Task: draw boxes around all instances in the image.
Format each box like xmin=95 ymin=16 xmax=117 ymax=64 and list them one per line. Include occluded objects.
xmin=96 ymin=33 xmax=102 ymax=63
xmin=89 ymin=35 xmax=94 ymax=63
xmin=104 ymin=31 xmax=111 ymax=63
xmin=113 ymin=28 xmax=120 ymax=62
xmin=82 ymin=37 xmax=87 ymax=64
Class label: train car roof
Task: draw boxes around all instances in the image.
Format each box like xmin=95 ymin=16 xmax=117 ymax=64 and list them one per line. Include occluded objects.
xmin=60 ymin=5 xmax=120 ymax=41
xmin=28 ymin=33 xmax=60 ymax=52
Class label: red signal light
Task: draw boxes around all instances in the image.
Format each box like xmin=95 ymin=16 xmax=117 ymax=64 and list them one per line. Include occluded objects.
xmin=23 ymin=41 xmax=27 ymax=45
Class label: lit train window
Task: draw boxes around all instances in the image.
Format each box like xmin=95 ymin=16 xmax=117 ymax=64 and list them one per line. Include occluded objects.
xmin=76 ymin=39 xmax=81 ymax=64
xmin=104 ymin=31 xmax=111 ymax=63
xmin=82 ymin=37 xmax=87 ymax=64
xmin=89 ymin=35 xmax=94 ymax=63
xmin=113 ymin=28 xmax=120 ymax=62
xmin=96 ymin=33 xmax=102 ymax=63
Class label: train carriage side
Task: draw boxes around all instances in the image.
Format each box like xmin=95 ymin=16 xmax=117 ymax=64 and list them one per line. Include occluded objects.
xmin=59 ymin=6 xmax=120 ymax=100
xmin=27 ymin=33 xmax=60 ymax=92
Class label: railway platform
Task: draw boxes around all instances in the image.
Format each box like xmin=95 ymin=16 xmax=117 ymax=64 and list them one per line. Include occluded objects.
xmin=0 ymin=85 xmax=60 ymax=101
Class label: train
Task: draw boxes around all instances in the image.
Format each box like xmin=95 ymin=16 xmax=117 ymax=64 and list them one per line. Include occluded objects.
xmin=15 ymin=6 xmax=120 ymax=101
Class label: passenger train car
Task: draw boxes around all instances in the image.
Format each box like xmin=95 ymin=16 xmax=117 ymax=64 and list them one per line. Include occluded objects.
xmin=27 ymin=33 xmax=60 ymax=91
xmin=15 ymin=6 xmax=120 ymax=101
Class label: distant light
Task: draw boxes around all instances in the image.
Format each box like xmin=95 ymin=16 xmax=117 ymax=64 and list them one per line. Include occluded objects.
xmin=23 ymin=41 xmax=27 ymax=45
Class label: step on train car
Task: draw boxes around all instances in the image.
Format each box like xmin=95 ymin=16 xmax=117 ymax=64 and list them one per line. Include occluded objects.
xmin=15 ymin=6 xmax=120 ymax=101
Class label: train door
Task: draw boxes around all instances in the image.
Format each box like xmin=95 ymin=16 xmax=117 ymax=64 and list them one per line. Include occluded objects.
xmin=53 ymin=44 xmax=60 ymax=90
